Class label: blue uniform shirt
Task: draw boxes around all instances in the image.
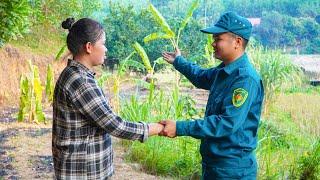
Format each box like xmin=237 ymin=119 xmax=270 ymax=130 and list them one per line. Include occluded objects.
xmin=174 ymin=53 xmax=264 ymax=165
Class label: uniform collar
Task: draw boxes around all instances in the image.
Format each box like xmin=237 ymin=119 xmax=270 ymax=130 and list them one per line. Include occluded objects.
xmin=222 ymin=53 xmax=249 ymax=75
xmin=68 ymin=59 xmax=96 ymax=77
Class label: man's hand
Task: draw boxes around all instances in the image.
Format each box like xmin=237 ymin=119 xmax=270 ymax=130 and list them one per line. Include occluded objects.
xmin=148 ymin=123 xmax=164 ymax=136
xmin=162 ymin=47 xmax=181 ymax=64
xmin=159 ymin=120 xmax=177 ymax=138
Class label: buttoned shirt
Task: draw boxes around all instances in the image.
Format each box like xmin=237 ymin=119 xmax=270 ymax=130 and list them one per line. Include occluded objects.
xmin=174 ymin=53 xmax=264 ymax=166
xmin=52 ymin=59 xmax=148 ymax=179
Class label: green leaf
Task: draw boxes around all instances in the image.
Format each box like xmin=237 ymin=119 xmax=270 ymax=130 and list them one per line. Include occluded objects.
xmin=148 ymin=3 xmax=175 ymax=37
xmin=143 ymin=32 xmax=173 ymax=43
xmin=133 ymin=42 xmax=153 ymax=74
xmin=178 ymin=0 xmax=200 ymax=33
xmin=45 ymin=64 xmax=54 ymax=103
xmin=154 ymin=57 xmax=167 ymax=65
xmin=55 ymin=44 xmax=67 ymax=61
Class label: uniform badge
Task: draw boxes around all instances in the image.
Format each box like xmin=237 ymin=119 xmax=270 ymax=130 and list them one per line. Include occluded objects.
xmin=232 ymin=88 xmax=248 ymax=107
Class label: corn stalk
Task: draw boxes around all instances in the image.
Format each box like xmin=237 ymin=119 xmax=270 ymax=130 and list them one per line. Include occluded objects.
xmin=18 ymin=60 xmax=46 ymax=123
xmin=110 ymin=51 xmax=140 ymax=113
xmin=203 ymin=35 xmax=217 ymax=67
xmin=45 ymin=64 xmax=54 ymax=103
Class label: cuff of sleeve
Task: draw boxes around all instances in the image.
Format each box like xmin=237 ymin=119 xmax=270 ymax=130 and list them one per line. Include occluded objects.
xmin=139 ymin=122 xmax=149 ymax=143
xmin=173 ymin=55 xmax=183 ymax=68
xmin=176 ymin=121 xmax=190 ymax=136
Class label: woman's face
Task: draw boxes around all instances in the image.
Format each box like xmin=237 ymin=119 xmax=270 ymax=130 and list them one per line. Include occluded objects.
xmin=90 ymin=32 xmax=107 ymax=66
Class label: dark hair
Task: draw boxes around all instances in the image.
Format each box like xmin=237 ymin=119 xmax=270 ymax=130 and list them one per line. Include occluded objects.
xmin=62 ymin=18 xmax=104 ymax=55
xmin=228 ymin=32 xmax=248 ymax=49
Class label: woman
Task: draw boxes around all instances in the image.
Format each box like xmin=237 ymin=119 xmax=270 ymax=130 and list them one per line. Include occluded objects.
xmin=52 ymin=17 xmax=163 ymax=179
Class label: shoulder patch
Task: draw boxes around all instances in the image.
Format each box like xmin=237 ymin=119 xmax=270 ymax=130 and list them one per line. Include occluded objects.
xmin=232 ymin=88 xmax=248 ymax=107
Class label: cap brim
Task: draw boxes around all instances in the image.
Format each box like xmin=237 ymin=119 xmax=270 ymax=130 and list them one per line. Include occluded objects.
xmin=200 ymin=26 xmax=228 ymax=34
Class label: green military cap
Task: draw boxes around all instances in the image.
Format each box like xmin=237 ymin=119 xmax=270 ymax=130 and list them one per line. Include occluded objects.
xmin=201 ymin=11 xmax=252 ymax=40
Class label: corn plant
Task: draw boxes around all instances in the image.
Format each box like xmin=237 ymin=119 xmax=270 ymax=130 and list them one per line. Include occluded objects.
xmin=18 ymin=60 xmax=46 ymax=123
xmin=97 ymin=71 xmax=111 ymax=88
xmin=120 ymin=85 xmax=202 ymax=177
xmin=202 ymin=35 xmax=218 ymax=67
xmin=45 ymin=64 xmax=54 ymax=103
xmin=108 ymin=51 xmax=146 ymax=113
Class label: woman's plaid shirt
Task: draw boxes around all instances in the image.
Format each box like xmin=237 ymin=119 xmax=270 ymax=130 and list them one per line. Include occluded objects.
xmin=52 ymin=60 xmax=148 ymax=179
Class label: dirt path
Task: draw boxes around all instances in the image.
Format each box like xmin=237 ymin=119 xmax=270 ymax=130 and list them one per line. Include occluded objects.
xmin=0 ymin=107 xmax=165 ymax=180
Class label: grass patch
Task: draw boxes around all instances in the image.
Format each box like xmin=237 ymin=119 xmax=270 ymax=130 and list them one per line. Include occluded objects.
xmin=9 ymin=25 xmax=64 ymax=56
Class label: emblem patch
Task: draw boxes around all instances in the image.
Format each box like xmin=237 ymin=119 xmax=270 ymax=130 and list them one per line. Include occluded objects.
xmin=232 ymin=88 xmax=248 ymax=107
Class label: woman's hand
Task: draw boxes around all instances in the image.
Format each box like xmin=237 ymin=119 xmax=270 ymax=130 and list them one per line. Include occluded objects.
xmin=148 ymin=123 xmax=165 ymax=136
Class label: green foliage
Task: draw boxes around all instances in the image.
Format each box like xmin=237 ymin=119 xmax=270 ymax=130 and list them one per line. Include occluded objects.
xmin=120 ymin=86 xmax=203 ymax=178
xmin=248 ymin=45 xmax=304 ymax=112
xmin=176 ymin=0 xmax=200 ymax=46
xmin=289 ymin=140 xmax=320 ymax=179
xmin=144 ymin=0 xmax=200 ymax=48
xmin=18 ymin=60 xmax=46 ymax=124
xmin=97 ymin=72 xmax=111 ymax=89
xmin=254 ymin=11 xmax=320 ymax=53
xmin=103 ymin=3 xmax=164 ymax=67
xmin=18 ymin=76 xmax=30 ymax=122
xmin=55 ymin=44 xmax=67 ymax=61
xmin=133 ymin=42 xmax=153 ymax=74
xmin=147 ymin=3 xmax=175 ymax=38
xmin=31 ymin=0 xmax=103 ymax=27
xmin=0 ymin=0 xmax=31 ymax=46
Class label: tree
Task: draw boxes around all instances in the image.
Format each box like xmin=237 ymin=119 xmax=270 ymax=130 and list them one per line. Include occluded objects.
xmin=0 ymin=0 xmax=31 ymax=46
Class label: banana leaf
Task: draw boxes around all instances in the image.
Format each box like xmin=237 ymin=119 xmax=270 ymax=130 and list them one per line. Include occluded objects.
xmin=143 ymin=32 xmax=173 ymax=43
xmin=148 ymin=3 xmax=175 ymax=37
xmin=177 ymin=0 xmax=200 ymax=46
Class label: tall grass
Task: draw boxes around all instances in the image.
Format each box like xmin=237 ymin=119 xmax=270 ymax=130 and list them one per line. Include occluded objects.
xmin=120 ymin=86 xmax=203 ymax=178
xmin=248 ymin=45 xmax=304 ymax=114
xmin=117 ymin=45 xmax=320 ymax=179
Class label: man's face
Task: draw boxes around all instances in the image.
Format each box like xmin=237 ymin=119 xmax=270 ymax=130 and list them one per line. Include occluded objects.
xmin=211 ymin=33 xmax=238 ymax=61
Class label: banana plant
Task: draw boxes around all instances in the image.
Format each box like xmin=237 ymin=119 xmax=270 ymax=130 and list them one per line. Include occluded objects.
xmin=144 ymin=0 xmax=200 ymax=48
xmin=133 ymin=42 xmax=155 ymax=105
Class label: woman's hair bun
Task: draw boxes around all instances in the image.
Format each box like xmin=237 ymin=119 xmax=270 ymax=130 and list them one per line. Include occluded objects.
xmin=62 ymin=18 xmax=75 ymax=30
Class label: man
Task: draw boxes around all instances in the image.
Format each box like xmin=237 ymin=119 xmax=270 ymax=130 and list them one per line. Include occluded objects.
xmin=161 ymin=11 xmax=264 ymax=179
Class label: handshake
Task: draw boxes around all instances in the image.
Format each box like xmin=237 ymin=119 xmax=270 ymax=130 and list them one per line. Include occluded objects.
xmin=148 ymin=120 xmax=177 ymax=138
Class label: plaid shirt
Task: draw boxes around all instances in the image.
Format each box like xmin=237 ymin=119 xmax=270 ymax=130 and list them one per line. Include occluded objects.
xmin=52 ymin=59 xmax=148 ymax=179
